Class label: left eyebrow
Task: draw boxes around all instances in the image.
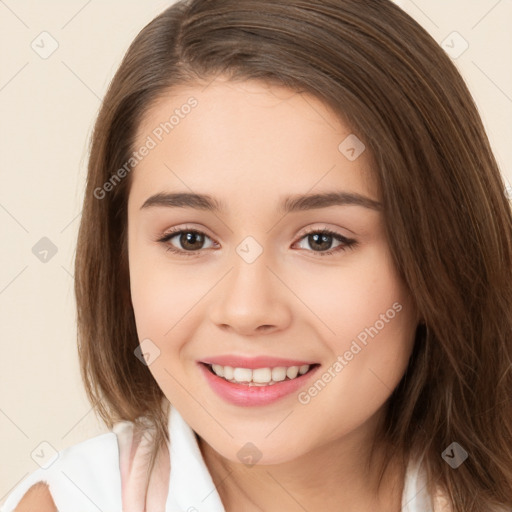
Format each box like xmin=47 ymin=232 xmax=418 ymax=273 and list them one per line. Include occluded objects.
xmin=279 ymin=191 xmax=382 ymax=213
xmin=139 ymin=191 xmax=382 ymax=213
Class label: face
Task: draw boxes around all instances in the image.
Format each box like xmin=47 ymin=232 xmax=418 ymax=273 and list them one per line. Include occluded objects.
xmin=126 ymin=77 xmax=419 ymax=465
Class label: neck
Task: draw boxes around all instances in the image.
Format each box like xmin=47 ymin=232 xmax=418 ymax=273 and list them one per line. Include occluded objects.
xmin=197 ymin=412 xmax=405 ymax=512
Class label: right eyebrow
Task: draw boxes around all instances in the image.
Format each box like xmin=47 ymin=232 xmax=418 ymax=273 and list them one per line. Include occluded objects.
xmin=140 ymin=192 xmax=225 ymax=212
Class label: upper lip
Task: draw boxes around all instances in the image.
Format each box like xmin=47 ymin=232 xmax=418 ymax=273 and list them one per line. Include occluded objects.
xmin=199 ymin=355 xmax=318 ymax=369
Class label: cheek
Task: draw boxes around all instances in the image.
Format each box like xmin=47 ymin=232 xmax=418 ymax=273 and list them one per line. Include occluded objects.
xmin=292 ymin=242 xmax=412 ymax=351
xmin=129 ymin=253 xmax=170 ymax=337
xmin=128 ymin=247 xmax=202 ymax=402
xmin=295 ymin=243 xmax=416 ymax=409
xmin=128 ymin=242 xmax=215 ymax=355
xmin=130 ymin=262 xmax=195 ymax=339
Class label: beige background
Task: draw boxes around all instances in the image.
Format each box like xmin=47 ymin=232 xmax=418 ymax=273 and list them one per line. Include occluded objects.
xmin=0 ymin=0 xmax=511 ymax=503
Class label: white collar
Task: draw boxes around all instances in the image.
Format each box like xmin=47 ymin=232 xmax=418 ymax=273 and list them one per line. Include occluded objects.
xmin=166 ymin=405 xmax=226 ymax=511
xmin=166 ymin=405 xmax=433 ymax=512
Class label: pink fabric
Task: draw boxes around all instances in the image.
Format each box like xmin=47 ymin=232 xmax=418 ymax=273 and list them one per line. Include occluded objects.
xmin=114 ymin=417 xmax=170 ymax=512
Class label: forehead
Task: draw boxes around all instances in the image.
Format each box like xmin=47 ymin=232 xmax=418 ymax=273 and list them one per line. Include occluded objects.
xmin=130 ymin=78 xmax=379 ymax=211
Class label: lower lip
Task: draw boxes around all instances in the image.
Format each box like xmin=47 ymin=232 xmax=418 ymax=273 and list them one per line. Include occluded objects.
xmin=198 ymin=363 xmax=320 ymax=407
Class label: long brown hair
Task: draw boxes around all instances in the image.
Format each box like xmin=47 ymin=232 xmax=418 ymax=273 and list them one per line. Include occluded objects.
xmin=74 ymin=0 xmax=512 ymax=509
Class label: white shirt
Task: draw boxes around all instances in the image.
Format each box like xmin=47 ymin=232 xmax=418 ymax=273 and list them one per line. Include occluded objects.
xmin=1 ymin=405 xmax=434 ymax=511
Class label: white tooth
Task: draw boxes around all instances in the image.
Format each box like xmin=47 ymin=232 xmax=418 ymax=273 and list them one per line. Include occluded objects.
xmin=286 ymin=366 xmax=299 ymax=379
xmin=223 ymin=366 xmax=234 ymax=380
xmin=233 ymin=367 xmax=252 ymax=382
xmin=298 ymin=364 xmax=310 ymax=375
xmin=213 ymin=363 xmax=312 ymax=384
xmin=252 ymin=367 xmax=272 ymax=383
xmin=271 ymin=367 xmax=287 ymax=382
xmin=212 ymin=364 xmax=224 ymax=377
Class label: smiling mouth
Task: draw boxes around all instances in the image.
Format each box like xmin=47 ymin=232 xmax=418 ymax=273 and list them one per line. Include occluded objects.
xmin=202 ymin=362 xmax=320 ymax=386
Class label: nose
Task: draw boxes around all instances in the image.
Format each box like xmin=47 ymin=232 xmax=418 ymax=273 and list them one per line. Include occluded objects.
xmin=208 ymin=252 xmax=292 ymax=336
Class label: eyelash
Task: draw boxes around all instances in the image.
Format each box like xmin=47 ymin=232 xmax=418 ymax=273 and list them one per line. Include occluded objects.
xmin=156 ymin=226 xmax=358 ymax=258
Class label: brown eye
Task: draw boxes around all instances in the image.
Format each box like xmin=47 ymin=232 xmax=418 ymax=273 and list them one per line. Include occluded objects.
xmin=306 ymin=232 xmax=335 ymax=251
xmin=176 ymin=231 xmax=206 ymax=251
xmin=294 ymin=229 xmax=358 ymax=256
xmin=158 ymin=229 xmax=215 ymax=255
xmin=157 ymin=227 xmax=357 ymax=258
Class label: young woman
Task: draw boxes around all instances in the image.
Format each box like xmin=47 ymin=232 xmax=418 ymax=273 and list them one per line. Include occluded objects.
xmin=3 ymin=0 xmax=511 ymax=511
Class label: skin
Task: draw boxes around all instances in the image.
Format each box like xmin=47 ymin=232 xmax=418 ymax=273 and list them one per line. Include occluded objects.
xmin=127 ymin=76 xmax=421 ymax=511
xmin=14 ymin=483 xmax=57 ymax=511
